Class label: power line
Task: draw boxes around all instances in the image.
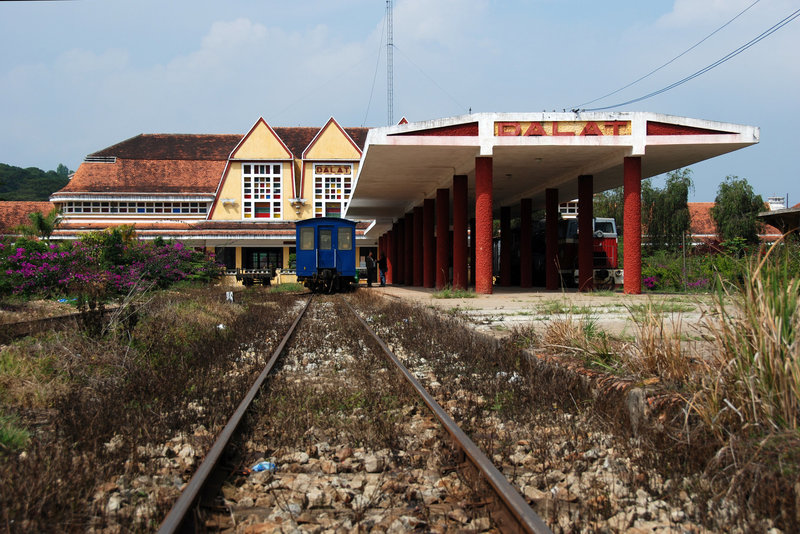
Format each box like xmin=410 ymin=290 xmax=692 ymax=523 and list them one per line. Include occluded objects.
xmin=574 ymin=0 xmax=762 ymax=109
xmin=579 ymin=7 xmax=800 ymax=112
xmin=361 ymin=9 xmax=386 ymax=127
xmin=392 ymin=44 xmax=468 ymax=115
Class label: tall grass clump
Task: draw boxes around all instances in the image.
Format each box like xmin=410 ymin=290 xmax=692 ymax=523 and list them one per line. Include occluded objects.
xmin=624 ymin=301 xmax=693 ymax=386
xmin=699 ymin=241 xmax=800 ymax=436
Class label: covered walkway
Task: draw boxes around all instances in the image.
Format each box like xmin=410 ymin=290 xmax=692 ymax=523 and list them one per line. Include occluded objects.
xmin=347 ymin=112 xmax=758 ymax=294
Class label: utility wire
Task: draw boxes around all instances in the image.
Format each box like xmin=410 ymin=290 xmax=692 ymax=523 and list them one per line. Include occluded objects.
xmin=574 ymin=0 xmax=762 ymax=109
xmin=362 ymin=14 xmax=386 ymax=127
xmin=392 ymin=44 xmax=468 ymax=115
xmin=580 ymin=7 xmax=800 ymax=112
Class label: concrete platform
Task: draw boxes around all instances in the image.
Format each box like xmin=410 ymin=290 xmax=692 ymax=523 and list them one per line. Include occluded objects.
xmin=363 ymin=285 xmax=709 ymax=339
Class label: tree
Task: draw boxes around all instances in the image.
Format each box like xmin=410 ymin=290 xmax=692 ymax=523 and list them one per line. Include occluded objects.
xmin=56 ymin=163 xmax=71 ymax=179
xmin=0 ymin=163 xmax=69 ymax=201
xmin=16 ymin=207 xmax=62 ymax=241
xmin=711 ymin=175 xmax=764 ymax=245
xmin=595 ymin=168 xmax=693 ymax=251
xmin=594 ymin=186 xmax=624 ymax=236
xmin=641 ymin=168 xmax=693 ymax=253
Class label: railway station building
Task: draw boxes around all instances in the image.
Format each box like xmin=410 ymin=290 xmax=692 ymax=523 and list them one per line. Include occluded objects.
xmin=4 ymin=111 xmax=758 ymax=293
xmin=46 ymin=117 xmax=375 ymax=283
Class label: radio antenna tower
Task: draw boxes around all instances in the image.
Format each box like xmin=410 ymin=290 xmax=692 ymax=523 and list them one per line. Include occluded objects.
xmin=386 ymin=0 xmax=394 ymax=125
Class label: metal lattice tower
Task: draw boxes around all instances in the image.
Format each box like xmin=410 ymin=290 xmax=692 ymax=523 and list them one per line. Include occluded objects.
xmin=386 ymin=0 xmax=394 ymax=125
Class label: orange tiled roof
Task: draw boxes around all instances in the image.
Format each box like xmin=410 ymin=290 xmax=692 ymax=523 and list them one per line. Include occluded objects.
xmin=55 ymin=159 xmax=227 ymax=195
xmin=88 ymin=134 xmax=241 ymax=160
xmin=689 ymin=202 xmax=782 ymax=240
xmin=0 ymin=201 xmax=56 ymax=234
xmin=688 ymin=202 xmax=716 ymax=237
xmin=55 ymin=126 xmax=370 ymax=198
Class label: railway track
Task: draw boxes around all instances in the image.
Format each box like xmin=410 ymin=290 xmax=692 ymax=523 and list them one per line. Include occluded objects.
xmin=158 ymin=295 xmax=551 ymax=533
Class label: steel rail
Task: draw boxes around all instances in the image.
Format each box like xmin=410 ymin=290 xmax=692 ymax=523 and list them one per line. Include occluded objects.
xmin=158 ymin=295 xmax=313 ymax=534
xmin=344 ymin=298 xmax=553 ymax=534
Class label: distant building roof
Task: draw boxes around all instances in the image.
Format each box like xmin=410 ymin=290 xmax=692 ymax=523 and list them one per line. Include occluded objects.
xmin=688 ymin=202 xmax=716 ymax=238
xmin=53 ymin=126 xmax=370 ymax=198
xmin=0 ymin=201 xmax=55 ymax=235
xmin=689 ymin=202 xmax=781 ymax=242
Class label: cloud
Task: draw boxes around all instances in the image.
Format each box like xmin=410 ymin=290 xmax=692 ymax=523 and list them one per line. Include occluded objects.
xmin=657 ymin=0 xmax=759 ymax=28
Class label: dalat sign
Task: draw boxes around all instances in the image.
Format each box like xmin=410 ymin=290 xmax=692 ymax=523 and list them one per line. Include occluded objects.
xmin=495 ymin=121 xmax=631 ymax=137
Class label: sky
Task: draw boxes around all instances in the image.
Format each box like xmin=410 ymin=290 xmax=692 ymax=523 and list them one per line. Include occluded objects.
xmin=1 ymin=0 xmax=798 ymax=203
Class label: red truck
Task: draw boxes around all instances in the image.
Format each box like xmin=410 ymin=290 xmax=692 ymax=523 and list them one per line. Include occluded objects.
xmin=558 ymin=217 xmax=623 ymax=289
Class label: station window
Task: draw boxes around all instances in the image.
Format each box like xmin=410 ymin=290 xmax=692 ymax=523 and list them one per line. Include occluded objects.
xmin=243 ymin=163 xmax=282 ymax=219
xmin=313 ymin=163 xmax=353 ymax=217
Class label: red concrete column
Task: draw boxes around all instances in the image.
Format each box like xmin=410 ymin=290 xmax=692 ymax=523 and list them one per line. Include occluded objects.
xmin=404 ymin=212 xmax=414 ymax=286
xmin=423 ymin=198 xmax=435 ymax=288
xmin=387 ymin=228 xmax=395 ymax=284
xmin=469 ymin=218 xmax=476 ymax=287
xmin=436 ymin=188 xmax=450 ymax=289
xmin=452 ymin=175 xmax=468 ymax=289
xmin=500 ymin=206 xmax=511 ymax=286
xmin=578 ymin=175 xmax=594 ymax=291
xmin=520 ymin=198 xmax=532 ymax=288
xmin=545 ymin=188 xmax=559 ymax=290
xmin=378 ymin=235 xmax=384 ymax=278
xmin=475 ymin=156 xmax=493 ymax=294
xmin=413 ymin=206 xmax=423 ymax=286
xmin=395 ymin=219 xmax=404 ymax=284
xmin=624 ymin=157 xmax=642 ymax=294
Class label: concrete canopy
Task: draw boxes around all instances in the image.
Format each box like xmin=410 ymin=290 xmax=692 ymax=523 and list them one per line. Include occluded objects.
xmin=347 ymin=112 xmax=759 ymax=237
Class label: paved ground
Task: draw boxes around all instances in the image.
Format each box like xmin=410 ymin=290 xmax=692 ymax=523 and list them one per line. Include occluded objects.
xmin=365 ymin=284 xmax=711 ymax=339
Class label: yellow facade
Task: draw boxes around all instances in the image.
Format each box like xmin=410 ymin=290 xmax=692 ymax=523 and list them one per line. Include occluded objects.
xmin=210 ymin=117 xmax=361 ymax=223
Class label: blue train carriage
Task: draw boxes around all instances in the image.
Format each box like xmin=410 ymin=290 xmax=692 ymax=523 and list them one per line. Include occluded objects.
xmin=295 ymin=217 xmax=358 ymax=293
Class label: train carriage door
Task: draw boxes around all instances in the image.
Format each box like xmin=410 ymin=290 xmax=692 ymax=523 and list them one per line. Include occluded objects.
xmin=337 ymin=226 xmax=352 ymax=271
xmin=317 ymin=225 xmax=335 ymax=269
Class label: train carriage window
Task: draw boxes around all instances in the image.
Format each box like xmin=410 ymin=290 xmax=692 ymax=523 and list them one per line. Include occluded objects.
xmin=300 ymin=227 xmax=315 ymax=250
xmin=319 ymin=229 xmax=332 ymax=250
xmin=337 ymin=228 xmax=352 ymax=250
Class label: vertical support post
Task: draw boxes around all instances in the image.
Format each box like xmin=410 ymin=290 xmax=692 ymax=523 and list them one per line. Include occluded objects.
xmin=520 ymin=198 xmax=532 ymax=288
xmin=394 ymin=219 xmax=404 ymax=284
xmin=578 ymin=175 xmax=593 ymax=292
xmin=545 ymin=188 xmax=559 ymax=290
xmin=436 ymin=188 xmax=450 ymax=289
xmin=500 ymin=206 xmax=511 ymax=286
xmin=624 ymin=157 xmax=642 ymax=294
xmin=423 ymin=198 xmax=435 ymax=288
xmin=475 ymin=156 xmax=493 ymax=294
xmin=404 ymin=212 xmax=414 ymax=286
xmin=452 ymin=175 xmax=468 ymax=289
xmin=387 ymin=230 xmax=394 ymax=284
xmin=413 ymin=206 xmax=423 ymax=286
xmin=470 ymin=218 xmax=476 ymax=287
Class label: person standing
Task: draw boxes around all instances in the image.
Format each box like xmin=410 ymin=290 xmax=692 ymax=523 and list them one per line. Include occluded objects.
xmin=378 ymin=253 xmax=387 ymax=287
xmin=365 ymin=251 xmax=376 ymax=287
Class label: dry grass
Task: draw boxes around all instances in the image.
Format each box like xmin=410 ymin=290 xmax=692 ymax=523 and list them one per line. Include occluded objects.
xmin=0 ymin=286 xmax=300 ymax=531
xmin=0 ymin=298 xmax=77 ymax=324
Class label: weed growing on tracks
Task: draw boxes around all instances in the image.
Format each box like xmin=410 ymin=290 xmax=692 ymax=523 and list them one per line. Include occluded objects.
xmin=349 ymin=285 xmax=800 ymax=531
xmin=0 ymin=286 xmax=301 ymax=531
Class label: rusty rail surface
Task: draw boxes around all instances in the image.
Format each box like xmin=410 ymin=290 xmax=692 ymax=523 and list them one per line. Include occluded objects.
xmin=157 ymin=295 xmax=312 ymax=534
xmin=343 ymin=297 xmax=553 ymax=534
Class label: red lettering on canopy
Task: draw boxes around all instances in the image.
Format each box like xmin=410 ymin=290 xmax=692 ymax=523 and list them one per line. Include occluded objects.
xmin=552 ymin=122 xmax=574 ymax=136
xmin=579 ymin=122 xmax=603 ymax=136
xmin=523 ymin=122 xmax=547 ymax=136
xmin=604 ymin=121 xmax=627 ymax=135
xmin=497 ymin=122 xmax=521 ymax=136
